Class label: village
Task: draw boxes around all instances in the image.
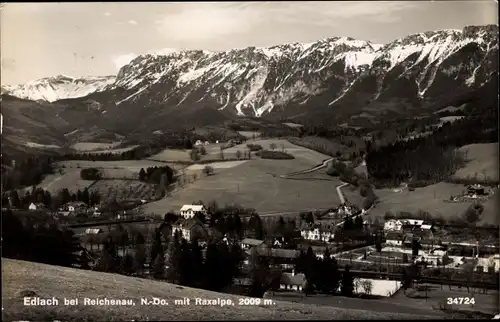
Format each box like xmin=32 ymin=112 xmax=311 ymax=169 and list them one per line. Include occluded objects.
xmin=26 ymin=191 xmax=494 ymax=304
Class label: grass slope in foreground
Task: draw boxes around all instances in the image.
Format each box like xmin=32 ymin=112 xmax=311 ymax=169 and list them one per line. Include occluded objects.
xmin=2 ymin=259 xmax=438 ymax=321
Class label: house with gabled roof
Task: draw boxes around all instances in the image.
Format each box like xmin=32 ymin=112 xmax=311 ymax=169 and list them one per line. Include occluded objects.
xmin=241 ymin=238 xmax=265 ymax=250
xmin=279 ymin=271 xmax=306 ymax=292
xmin=180 ymin=204 xmax=207 ymax=219
xmin=172 ymin=217 xmax=206 ymax=241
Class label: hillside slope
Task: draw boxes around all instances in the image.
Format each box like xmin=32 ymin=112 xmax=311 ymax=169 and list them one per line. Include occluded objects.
xmin=2 ymin=259 xmax=439 ymax=321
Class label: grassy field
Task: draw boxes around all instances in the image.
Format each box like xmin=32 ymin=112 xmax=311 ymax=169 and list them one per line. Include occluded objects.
xmin=26 ymin=168 xmax=96 ymax=194
xmin=71 ymin=142 xmax=122 ymax=152
xmin=89 ymin=180 xmax=159 ymax=202
xmin=142 ymin=157 xmax=342 ymax=216
xmin=2 ymin=259 xmax=435 ymax=321
xmin=238 ymin=131 xmax=261 ymax=138
xmin=86 ymin=145 xmax=139 ymax=155
xmin=266 ymin=292 xmax=444 ymax=317
xmin=142 ymin=140 xmax=336 ymax=215
xmin=390 ymin=284 xmax=498 ymax=316
xmin=148 ymin=148 xmax=193 ymax=162
xmin=58 ymin=160 xmax=183 ymax=172
xmin=370 ymin=182 xmax=499 ymax=225
xmin=452 ymin=143 xmax=499 ymax=182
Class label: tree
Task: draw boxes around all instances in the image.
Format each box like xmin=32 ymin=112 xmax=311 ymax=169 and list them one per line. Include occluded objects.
xmin=10 ymin=190 xmax=21 ymax=208
xmin=189 ymin=149 xmax=201 ymax=161
xmin=360 ymin=279 xmax=373 ymax=296
xmin=219 ymin=150 xmax=225 ymax=160
xmin=269 ymin=143 xmax=277 ymax=151
xmin=463 ymin=202 xmax=484 ymax=226
xmin=319 ymin=248 xmax=340 ymax=294
xmin=120 ymin=253 xmax=135 ymax=275
xmin=375 ymin=234 xmax=382 ymax=253
xmin=412 ymin=238 xmax=421 ymax=258
xmin=139 ymin=168 xmax=146 ymax=181
xmin=153 ymin=250 xmax=166 ymax=279
xmin=166 ymin=231 xmax=182 ymax=283
xmin=402 ymin=253 xmax=409 ymax=263
xmin=189 ymin=238 xmax=205 ymax=287
xmin=202 ymin=166 xmax=214 ymax=176
xmin=204 ymin=242 xmax=224 ymax=291
xmin=133 ymin=244 xmax=146 ymax=276
xmin=236 ymin=150 xmax=242 ymax=159
xmin=199 ymin=146 xmax=207 ymax=155
xmin=341 ymin=265 xmax=354 ymax=297
xmin=95 ymin=237 xmax=118 ymax=273
xmin=150 ymin=229 xmax=163 ymax=266
xmin=248 ymin=214 xmax=264 ymax=240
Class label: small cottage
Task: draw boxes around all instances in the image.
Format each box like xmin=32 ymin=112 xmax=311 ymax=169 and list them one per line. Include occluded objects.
xmin=241 ymin=238 xmax=265 ymax=250
xmin=28 ymin=202 xmax=46 ymax=211
xmin=279 ymin=271 xmax=306 ymax=292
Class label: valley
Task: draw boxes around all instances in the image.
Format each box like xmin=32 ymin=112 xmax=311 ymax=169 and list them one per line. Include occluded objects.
xmin=1 ymin=9 xmax=499 ymax=322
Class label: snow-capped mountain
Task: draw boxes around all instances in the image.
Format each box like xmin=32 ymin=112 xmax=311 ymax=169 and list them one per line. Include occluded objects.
xmin=1 ymin=75 xmax=115 ymax=102
xmin=81 ymin=24 xmax=495 ymax=121
xmin=3 ymin=25 xmax=498 ymax=127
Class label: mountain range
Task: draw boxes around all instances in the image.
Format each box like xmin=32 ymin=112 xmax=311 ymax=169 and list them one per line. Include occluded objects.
xmin=1 ymin=24 xmax=498 ymax=152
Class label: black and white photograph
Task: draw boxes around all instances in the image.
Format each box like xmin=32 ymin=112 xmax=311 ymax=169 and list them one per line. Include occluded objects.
xmin=1 ymin=1 xmax=499 ymax=320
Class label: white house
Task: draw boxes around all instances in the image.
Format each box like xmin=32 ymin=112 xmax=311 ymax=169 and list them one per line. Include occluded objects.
xmin=241 ymin=238 xmax=265 ymax=250
xmin=85 ymin=228 xmax=103 ymax=235
xmin=300 ymin=227 xmax=334 ymax=243
xmin=172 ymin=218 xmax=206 ymax=242
xmin=194 ymin=140 xmax=203 ymax=146
xmin=402 ymin=219 xmax=424 ymax=226
xmin=384 ymin=219 xmax=403 ymax=231
xmin=204 ymin=141 xmax=210 ymax=145
xmin=28 ymin=202 xmax=38 ymax=210
xmin=179 ymin=204 xmax=207 ymax=219
xmin=28 ymin=202 xmax=46 ymax=211
xmin=385 ymin=232 xmax=405 ymax=246
xmin=279 ymin=271 xmax=306 ymax=292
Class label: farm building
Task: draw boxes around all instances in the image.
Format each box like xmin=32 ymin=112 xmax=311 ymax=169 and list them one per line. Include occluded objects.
xmin=466 ymin=184 xmax=487 ymax=196
xmin=300 ymin=222 xmax=335 ymax=242
xmin=28 ymin=202 xmax=47 ymax=211
xmin=279 ymin=271 xmax=306 ymax=292
xmin=179 ymin=204 xmax=207 ymax=219
xmin=171 ymin=218 xmax=206 ymax=242
xmin=64 ymin=201 xmax=88 ymax=212
xmin=241 ymin=238 xmax=265 ymax=250
xmin=385 ymin=232 xmax=405 ymax=246
xmin=384 ymin=219 xmax=403 ymax=232
xmin=85 ymin=228 xmax=103 ymax=235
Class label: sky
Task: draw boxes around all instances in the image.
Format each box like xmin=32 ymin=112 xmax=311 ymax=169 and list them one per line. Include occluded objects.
xmin=1 ymin=1 xmax=497 ymax=85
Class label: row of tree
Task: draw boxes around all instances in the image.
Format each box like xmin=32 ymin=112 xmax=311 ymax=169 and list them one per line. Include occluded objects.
xmin=2 ymin=210 xmax=83 ymax=267
xmin=139 ymin=166 xmax=175 ymax=185
xmin=3 ymin=187 xmax=101 ymax=210
xmin=295 ymin=247 xmax=359 ymax=296
xmin=366 ymin=107 xmax=498 ymax=187
xmin=1 ymin=154 xmax=55 ymax=191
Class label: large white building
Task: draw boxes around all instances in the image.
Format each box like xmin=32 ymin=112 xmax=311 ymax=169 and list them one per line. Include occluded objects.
xmin=179 ymin=204 xmax=207 ymax=219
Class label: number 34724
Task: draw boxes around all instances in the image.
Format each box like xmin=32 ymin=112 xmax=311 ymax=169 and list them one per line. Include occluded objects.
xmin=447 ymin=297 xmax=475 ymax=305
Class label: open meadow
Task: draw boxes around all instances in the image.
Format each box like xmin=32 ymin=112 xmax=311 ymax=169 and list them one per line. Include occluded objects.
xmin=142 ymin=142 xmax=340 ymax=216
xmin=86 ymin=145 xmax=139 ymax=155
xmin=452 ymin=143 xmax=499 ymax=182
xmin=71 ymin=141 xmax=122 ymax=152
xmin=369 ymin=182 xmax=498 ymax=225
xmin=25 ymin=168 xmax=96 ymax=195
xmin=2 ymin=259 xmax=434 ymax=321
xmin=237 ymin=131 xmax=261 ymax=138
